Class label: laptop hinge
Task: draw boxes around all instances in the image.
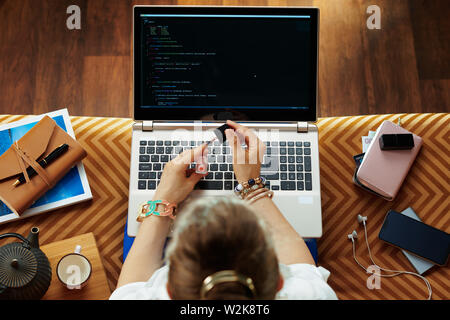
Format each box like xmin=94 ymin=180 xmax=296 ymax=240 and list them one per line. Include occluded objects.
xmin=297 ymin=122 xmax=308 ymax=133
xmin=142 ymin=120 xmax=153 ymax=131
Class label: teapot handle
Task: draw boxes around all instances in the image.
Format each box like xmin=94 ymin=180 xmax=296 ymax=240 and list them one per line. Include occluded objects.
xmin=0 ymin=233 xmax=30 ymax=247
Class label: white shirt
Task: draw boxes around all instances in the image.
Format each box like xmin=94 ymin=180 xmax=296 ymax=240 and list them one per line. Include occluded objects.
xmin=110 ymin=263 xmax=338 ymax=300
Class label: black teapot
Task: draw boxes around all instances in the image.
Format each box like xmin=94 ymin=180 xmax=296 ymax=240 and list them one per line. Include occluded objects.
xmin=0 ymin=227 xmax=52 ymax=300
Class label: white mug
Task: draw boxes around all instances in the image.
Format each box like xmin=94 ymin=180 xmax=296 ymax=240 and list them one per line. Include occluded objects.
xmin=56 ymin=245 xmax=92 ymax=290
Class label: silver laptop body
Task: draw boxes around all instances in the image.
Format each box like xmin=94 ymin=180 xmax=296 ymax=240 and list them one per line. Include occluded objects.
xmin=127 ymin=5 xmax=322 ymax=238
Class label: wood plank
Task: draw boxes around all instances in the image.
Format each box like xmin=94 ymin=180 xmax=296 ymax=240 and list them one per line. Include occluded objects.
xmin=0 ymin=0 xmax=40 ymax=115
xmin=409 ymin=0 xmax=450 ymax=80
xmin=358 ymin=0 xmax=422 ymax=114
xmin=313 ymin=0 xmax=370 ymax=116
xmin=84 ymin=0 xmax=132 ymax=56
xmin=41 ymin=232 xmax=111 ymax=300
xmin=32 ymin=0 xmax=87 ymax=116
xmin=420 ymin=79 xmax=450 ymax=112
xmin=82 ymin=56 xmax=132 ymax=117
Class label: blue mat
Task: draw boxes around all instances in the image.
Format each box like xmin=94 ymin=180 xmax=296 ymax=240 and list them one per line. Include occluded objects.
xmin=123 ymin=221 xmax=318 ymax=265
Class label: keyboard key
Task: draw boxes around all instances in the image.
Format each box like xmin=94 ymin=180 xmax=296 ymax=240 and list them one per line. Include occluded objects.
xmin=224 ymin=181 xmax=233 ymax=190
xmin=271 ymin=141 xmax=279 ymax=146
xmin=165 ymin=147 xmax=173 ymax=154
xmin=305 ymin=181 xmax=312 ymax=190
xmin=139 ymin=147 xmax=146 ymax=154
xmin=156 ymin=147 xmax=164 ymax=154
xmin=305 ymin=173 xmax=312 ymax=182
xmin=153 ymin=163 xmax=161 ymax=171
xmin=280 ymin=148 xmax=287 ymax=155
xmin=288 ymin=148 xmax=295 ymax=155
xmin=297 ymin=181 xmax=304 ymax=190
xmin=280 ymin=164 xmax=287 ymax=171
xmin=304 ymin=148 xmax=311 ymax=155
xmin=161 ymin=155 xmax=169 ymax=162
xmin=181 ymin=141 xmax=188 ymax=146
xmin=281 ymin=181 xmax=295 ymax=190
xmin=297 ymin=173 xmax=304 ymax=180
xmin=272 ymin=185 xmax=280 ymax=191
xmin=296 ymin=148 xmax=303 ymax=155
xmin=304 ymin=156 xmax=312 ymax=171
xmin=296 ymin=156 xmax=303 ymax=163
xmin=205 ymin=172 xmax=213 ymax=180
xmin=215 ymin=172 xmax=223 ymax=180
xmin=138 ymin=172 xmax=149 ymax=179
xmin=148 ymin=141 xmax=155 ymax=146
xmin=224 ymin=172 xmax=233 ymax=180
xmin=173 ymin=141 xmax=180 ymax=146
xmin=288 ymin=164 xmax=295 ymax=171
xmin=140 ymin=141 xmax=147 ymax=146
xmin=138 ymin=180 xmax=146 ymax=190
xmin=296 ymin=141 xmax=302 ymax=147
xmin=219 ymin=164 xmax=228 ymax=171
xmin=139 ymin=155 xmax=149 ymax=162
xmin=297 ymin=164 xmax=304 ymax=171
xmin=151 ymin=155 xmax=159 ymax=162
xmin=288 ymin=141 xmax=294 ymax=147
xmin=139 ymin=164 xmax=151 ymax=171
xmin=156 ymin=140 xmax=163 ymax=146
xmin=149 ymin=172 xmax=156 ymax=179
xmin=304 ymin=142 xmax=311 ymax=147
xmin=279 ymin=141 xmax=286 ymax=146
xmin=164 ymin=141 xmax=171 ymax=146
xmin=262 ymin=173 xmax=279 ymax=180
xmin=195 ymin=181 xmax=223 ymax=190
xmin=157 ymin=171 xmax=163 ymax=179
xmin=280 ymin=156 xmax=287 ymax=163
xmin=210 ymin=164 xmax=218 ymax=171
xmin=288 ymin=156 xmax=295 ymax=163
xmin=147 ymin=180 xmax=157 ymax=190
xmin=175 ymin=147 xmax=183 ymax=154
xmin=289 ymin=173 xmax=296 ymax=180
xmin=280 ymin=173 xmax=287 ymax=180
xmin=147 ymin=147 xmax=155 ymax=154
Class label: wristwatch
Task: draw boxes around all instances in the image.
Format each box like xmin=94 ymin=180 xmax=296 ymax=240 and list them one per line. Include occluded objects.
xmin=136 ymin=200 xmax=177 ymax=222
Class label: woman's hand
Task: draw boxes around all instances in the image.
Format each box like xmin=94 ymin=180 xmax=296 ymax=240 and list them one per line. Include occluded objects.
xmin=152 ymin=144 xmax=208 ymax=204
xmin=225 ymin=120 xmax=266 ymax=183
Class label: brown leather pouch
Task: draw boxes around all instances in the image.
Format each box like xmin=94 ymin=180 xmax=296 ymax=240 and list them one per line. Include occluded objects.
xmin=0 ymin=116 xmax=87 ymax=216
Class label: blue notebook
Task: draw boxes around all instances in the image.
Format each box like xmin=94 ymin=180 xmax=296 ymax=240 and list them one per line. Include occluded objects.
xmin=0 ymin=109 xmax=92 ymax=224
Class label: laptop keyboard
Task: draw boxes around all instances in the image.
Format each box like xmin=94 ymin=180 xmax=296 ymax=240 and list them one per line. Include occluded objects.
xmin=137 ymin=140 xmax=312 ymax=191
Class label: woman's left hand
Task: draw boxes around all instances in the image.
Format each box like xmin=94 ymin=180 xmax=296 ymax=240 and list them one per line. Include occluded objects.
xmin=152 ymin=143 xmax=208 ymax=204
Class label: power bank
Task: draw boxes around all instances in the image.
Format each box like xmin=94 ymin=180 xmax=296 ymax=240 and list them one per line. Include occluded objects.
xmin=379 ymin=133 xmax=414 ymax=150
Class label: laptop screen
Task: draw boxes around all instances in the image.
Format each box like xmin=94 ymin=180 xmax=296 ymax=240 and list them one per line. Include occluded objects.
xmin=134 ymin=7 xmax=318 ymax=121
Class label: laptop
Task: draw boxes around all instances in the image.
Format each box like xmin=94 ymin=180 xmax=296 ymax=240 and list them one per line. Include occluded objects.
xmin=128 ymin=6 xmax=322 ymax=238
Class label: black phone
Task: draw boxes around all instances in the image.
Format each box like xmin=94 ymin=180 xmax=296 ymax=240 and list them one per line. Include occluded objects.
xmin=378 ymin=210 xmax=450 ymax=266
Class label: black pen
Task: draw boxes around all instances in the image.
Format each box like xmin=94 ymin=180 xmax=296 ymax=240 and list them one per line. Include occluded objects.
xmin=12 ymin=144 xmax=69 ymax=187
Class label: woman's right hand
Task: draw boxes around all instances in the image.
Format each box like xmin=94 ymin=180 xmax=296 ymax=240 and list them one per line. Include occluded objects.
xmin=225 ymin=120 xmax=266 ymax=183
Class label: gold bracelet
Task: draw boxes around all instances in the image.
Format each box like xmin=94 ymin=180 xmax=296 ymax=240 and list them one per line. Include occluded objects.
xmin=247 ymin=190 xmax=274 ymax=204
xmin=244 ymin=187 xmax=269 ymax=201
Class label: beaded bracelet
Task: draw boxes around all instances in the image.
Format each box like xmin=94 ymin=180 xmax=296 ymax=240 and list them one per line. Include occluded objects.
xmin=234 ymin=176 xmax=267 ymax=199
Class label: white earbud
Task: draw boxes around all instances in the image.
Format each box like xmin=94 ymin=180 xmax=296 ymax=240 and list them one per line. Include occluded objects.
xmin=347 ymin=230 xmax=358 ymax=241
xmin=357 ymin=214 xmax=367 ymax=224
xmin=348 ymin=213 xmax=432 ymax=300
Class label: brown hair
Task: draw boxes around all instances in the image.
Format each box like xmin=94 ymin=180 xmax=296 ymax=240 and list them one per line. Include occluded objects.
xmin=165 ymin=197 xmax=280 ymax=300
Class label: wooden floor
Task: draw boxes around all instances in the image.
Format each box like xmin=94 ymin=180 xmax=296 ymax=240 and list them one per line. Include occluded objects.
xmin=0 ymin=0 xmax=448 ymax=118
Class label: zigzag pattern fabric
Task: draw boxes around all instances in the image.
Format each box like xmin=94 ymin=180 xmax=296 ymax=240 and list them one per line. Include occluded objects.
xmin=0 ymin=113 xmax=448 ymax=299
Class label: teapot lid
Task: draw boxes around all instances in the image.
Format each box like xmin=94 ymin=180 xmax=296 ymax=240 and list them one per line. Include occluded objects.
xmin=0 ymin=244 xmax=37 ymax=288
